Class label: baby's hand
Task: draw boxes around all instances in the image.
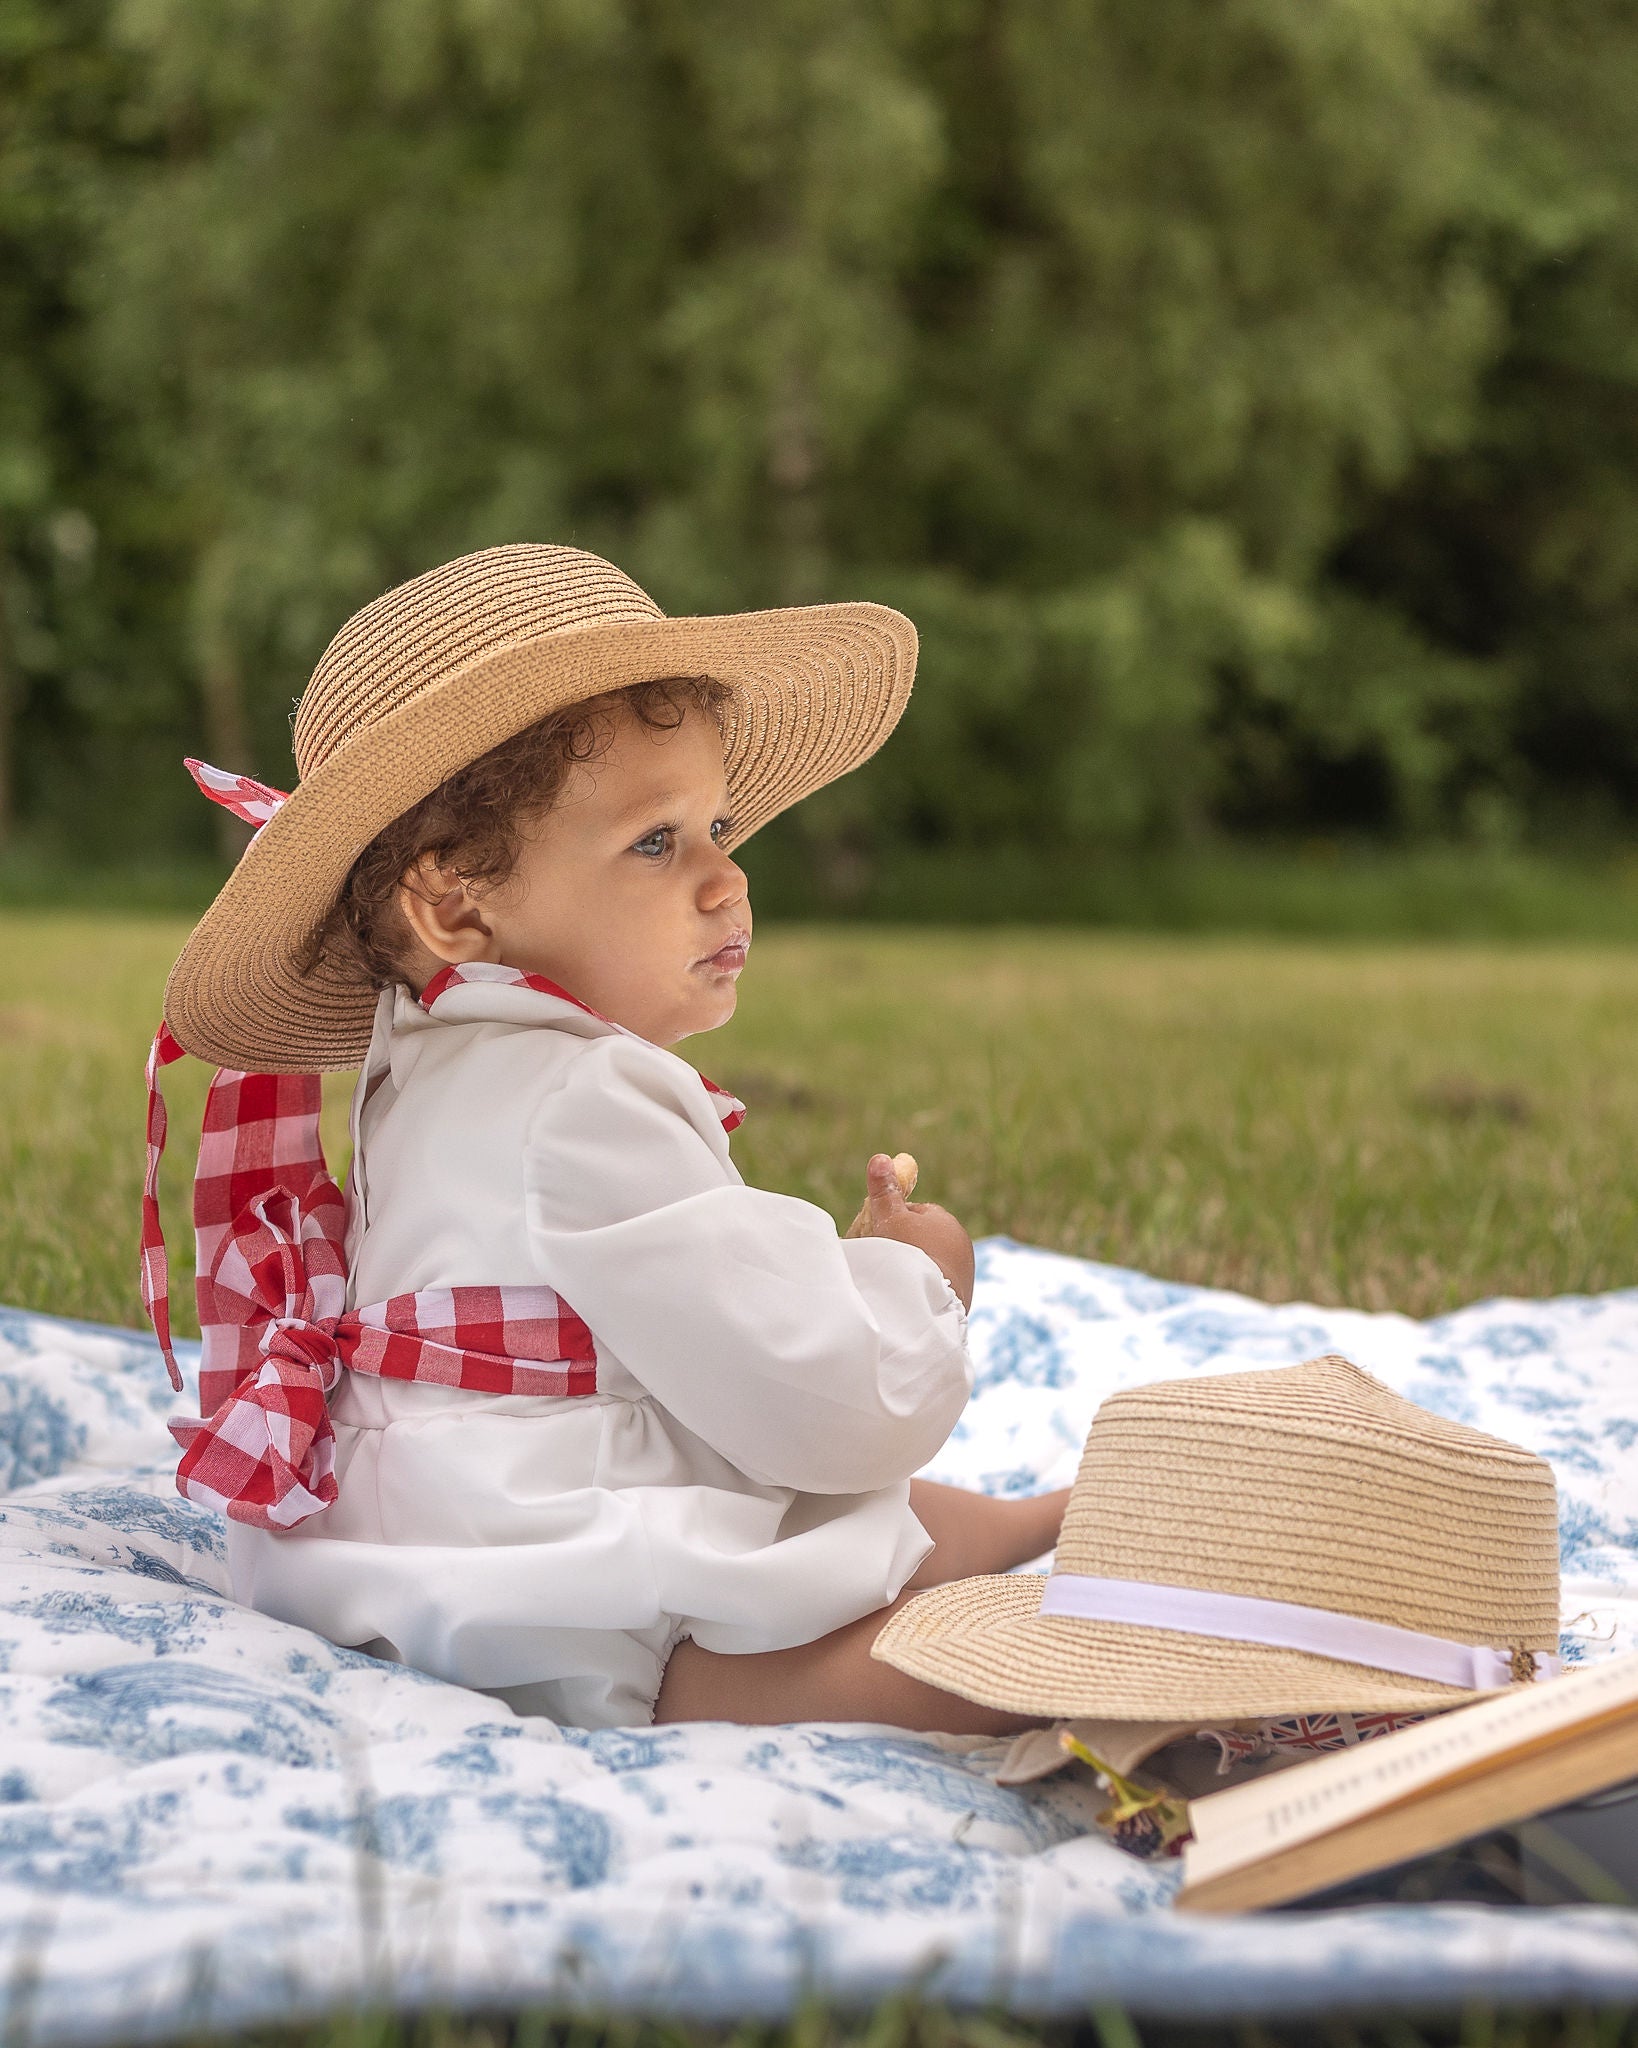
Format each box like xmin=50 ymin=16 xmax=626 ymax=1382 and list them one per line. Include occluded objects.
xmin=849 ymin=1152 xmax=975 ymax=1311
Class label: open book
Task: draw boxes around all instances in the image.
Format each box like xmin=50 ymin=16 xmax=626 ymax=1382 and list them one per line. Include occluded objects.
xmin=1177 ymin=1651 xmax=1638 ymax=1913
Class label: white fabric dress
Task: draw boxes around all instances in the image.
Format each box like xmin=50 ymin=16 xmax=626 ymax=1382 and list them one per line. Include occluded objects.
xmin=227 ymin=974 xmax=973 ymax=1727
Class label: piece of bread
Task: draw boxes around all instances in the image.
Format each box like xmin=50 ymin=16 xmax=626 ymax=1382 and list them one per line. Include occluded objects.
xmin=845 ymin=1153 xmax=919 ymax=1238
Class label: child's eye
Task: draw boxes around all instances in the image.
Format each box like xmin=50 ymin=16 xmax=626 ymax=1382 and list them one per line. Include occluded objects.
xmin=710 ymin=816 xmax=733 ymax=844
xmin=631 ymin=828 xmax=672 ymax=859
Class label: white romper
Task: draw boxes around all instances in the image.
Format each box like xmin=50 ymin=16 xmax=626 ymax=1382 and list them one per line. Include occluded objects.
xmin=227 ymin=973 xmax=973 ymax=1726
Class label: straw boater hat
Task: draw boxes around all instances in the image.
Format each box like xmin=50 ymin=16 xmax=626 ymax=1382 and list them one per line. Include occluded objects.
xmin=874 ymin=1356 xmax=1562 ymax=1721
xmin=164 ymin=544 xmax=917 ymax=1074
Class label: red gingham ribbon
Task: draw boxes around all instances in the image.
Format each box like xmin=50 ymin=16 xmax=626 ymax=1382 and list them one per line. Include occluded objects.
xmin=142 ymin=1016 xmax=606 ymax=1529
xmin=140 ymin=767 xmax=747 ymax=1531
xmin=184 ymin=757 xmax=289 ymax=835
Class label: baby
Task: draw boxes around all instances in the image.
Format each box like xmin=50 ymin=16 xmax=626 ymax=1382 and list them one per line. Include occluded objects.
xmin=143 ymin=545 xmax=1067 ymax=1732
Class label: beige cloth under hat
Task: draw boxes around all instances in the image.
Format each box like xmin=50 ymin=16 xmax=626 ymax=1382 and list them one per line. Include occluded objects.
xmin=165 ymin=544 xmax=916 ymax=1073
xmin=873 ymin=1356 xmax=1562 ymax=1721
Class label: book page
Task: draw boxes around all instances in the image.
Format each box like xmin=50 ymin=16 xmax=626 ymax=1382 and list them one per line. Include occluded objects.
xmin=1179 ymin=1710 xmax=1638 ymax=1912
xmin=1184 ymin=1653 xmax=1638 ymax=1879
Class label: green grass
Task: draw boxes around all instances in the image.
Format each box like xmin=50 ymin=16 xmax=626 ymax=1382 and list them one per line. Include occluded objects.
xmin=216 ymin=1997 xmax=1638 ymax=2048
xmin=5 ymin=913 xmax=1638 ymax=1332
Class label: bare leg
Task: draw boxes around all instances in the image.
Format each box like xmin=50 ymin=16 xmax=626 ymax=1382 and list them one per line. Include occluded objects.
xmin=654 ymin=1482 xmax=1071 ymax=1730
xmin=905 ymin=1478 xmax=1069 ymax=1588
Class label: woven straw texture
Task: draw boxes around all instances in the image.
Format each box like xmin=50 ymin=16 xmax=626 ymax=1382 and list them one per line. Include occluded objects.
xmin=165 ymin=545 xmax=916 ymax=1072
xmin=873 ymin=1355 xmax=1561 ymax=1721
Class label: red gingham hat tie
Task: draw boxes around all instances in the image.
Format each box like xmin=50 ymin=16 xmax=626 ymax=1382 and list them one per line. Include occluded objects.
xmin=183 ymin=757 xmax=290 ymax=835
xmin=141 ymin=761 xmax=745 ymax=1532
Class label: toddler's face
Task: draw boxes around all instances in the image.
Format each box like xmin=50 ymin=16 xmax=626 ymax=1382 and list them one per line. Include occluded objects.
xmin=404 ymin=703 xmax=751 ymax=1045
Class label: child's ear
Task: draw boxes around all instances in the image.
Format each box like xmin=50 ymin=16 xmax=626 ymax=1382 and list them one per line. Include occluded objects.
xmin=396 ymin=854 xmax=496 ymax=966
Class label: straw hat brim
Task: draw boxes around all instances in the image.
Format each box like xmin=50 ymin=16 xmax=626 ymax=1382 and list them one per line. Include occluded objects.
xmin=872 ymin=1574 xmax=1520 ymax=1722
xmin=165 ymin=601 xmax=914 ymax=1072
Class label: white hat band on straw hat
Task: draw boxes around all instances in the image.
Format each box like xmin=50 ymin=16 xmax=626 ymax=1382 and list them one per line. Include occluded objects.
xmin=1037 ymin=1574 xmax=1560 ymax=1691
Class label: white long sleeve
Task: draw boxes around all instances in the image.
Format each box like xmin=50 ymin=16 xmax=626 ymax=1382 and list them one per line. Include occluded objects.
xmin=523 ymin=1034 xmax=972 ymax=1493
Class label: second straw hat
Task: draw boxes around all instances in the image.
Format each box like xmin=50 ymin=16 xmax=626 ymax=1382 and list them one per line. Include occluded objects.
xmin=874 ymin=1356 xmax=1561 ymax=1721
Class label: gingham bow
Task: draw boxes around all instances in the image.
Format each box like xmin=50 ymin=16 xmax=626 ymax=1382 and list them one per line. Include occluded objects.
xmin=141 ymin=766 xmax=747 ymax=1530
xmin=166 ymin=1104 xmax=352 ymax=1526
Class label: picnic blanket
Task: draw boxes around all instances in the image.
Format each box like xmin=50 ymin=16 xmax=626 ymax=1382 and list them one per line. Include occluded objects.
xmin=3 ymin=1240 xmax=1636 ymax=2040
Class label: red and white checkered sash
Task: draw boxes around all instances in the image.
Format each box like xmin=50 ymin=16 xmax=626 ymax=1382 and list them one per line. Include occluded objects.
xmin=141 ymin=761 xmax=746 ymax=1531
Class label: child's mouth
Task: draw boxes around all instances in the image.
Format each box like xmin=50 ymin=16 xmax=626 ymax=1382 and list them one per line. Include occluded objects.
xmin=699 ymin=932 xmax=750 ymax=976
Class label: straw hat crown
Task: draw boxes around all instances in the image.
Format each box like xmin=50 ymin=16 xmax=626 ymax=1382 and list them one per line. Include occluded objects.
xmin=293 ymin=546 xmax=663 ymax=777
xmin=1058 ymin=1356 xmax=1559 ymax=1649
xmin=874 ymin=1356 xmax=1562 ymax=1722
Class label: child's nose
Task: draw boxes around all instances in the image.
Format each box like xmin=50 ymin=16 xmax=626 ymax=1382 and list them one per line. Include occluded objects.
xmin=700 ymin=848 xmax=748 ymax=910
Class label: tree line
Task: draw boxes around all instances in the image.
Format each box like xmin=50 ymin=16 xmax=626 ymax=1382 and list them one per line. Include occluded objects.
xmin=4 ymin=0 xmax=1638 ymax=886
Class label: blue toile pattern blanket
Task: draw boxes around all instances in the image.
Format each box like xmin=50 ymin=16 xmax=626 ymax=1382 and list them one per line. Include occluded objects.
xmin=3 ymin=1240 xmax=1637 ymax=2040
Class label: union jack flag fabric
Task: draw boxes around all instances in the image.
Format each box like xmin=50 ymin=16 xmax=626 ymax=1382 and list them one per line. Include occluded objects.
xmin=1199 ymin=1709 xmax=1429 ymax=1771
xmin=141 ymin=956 xmax=745 ymax=1531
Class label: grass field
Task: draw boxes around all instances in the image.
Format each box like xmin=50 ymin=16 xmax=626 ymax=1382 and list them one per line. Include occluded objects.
xmin=4 ymin=912 xmax=1636 ymax=2044
xmin=200 ymin=2008 xmax=1638 ymax=2048
xmin=4 ymin=911 xmax=1638 ymax=1333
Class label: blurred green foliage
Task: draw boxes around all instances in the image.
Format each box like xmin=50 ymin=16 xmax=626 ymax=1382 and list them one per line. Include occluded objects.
xmin=4 ymin=0 xmax=1638 ymax=889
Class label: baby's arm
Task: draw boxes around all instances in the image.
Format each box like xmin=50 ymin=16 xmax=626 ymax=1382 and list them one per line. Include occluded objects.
xmin=522 ymin=1038 xmax=972 ymax=1496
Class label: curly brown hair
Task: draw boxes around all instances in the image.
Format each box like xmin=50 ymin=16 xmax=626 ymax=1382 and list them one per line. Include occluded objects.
xmin=303 ymin=674 xmax=732 ymax=991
